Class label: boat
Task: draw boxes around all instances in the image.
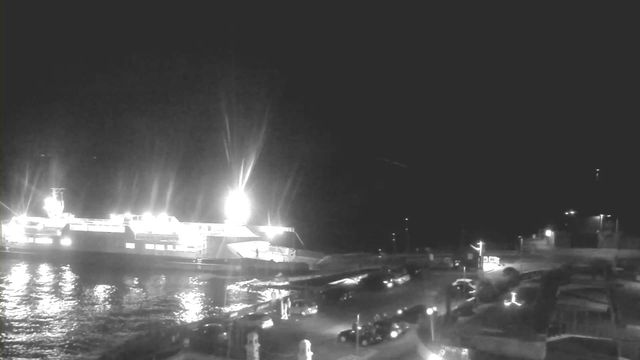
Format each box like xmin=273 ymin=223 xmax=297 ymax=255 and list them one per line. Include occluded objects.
xmin=1 ymin=189 xmax=322 ymax=274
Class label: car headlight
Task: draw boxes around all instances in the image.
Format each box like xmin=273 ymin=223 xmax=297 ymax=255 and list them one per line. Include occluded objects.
xmin=386 ymin=282 xmax=393 ymax=288
xmin=390 ymin=331 xmax=398 ymax=338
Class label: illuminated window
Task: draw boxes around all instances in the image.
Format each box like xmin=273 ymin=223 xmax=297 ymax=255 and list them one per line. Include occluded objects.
xmin=125 ymin=243 xmax=135 ymax=249
xmin=155 ymin=244 xmax=165 ymax=251
xmin=167 ymin=245 xmax=175 ymax=251
xmin=60 ymin=238 xmax=72 ymax=246
xmin=145 ymin=244 xmax=155 ymax=250
xmin=35 ymin=237 xmax=53 ymax=244
xmin=176 ymin=245 xmax=186 ymax=252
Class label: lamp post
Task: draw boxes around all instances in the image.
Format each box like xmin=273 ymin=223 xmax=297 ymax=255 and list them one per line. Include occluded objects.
xmin=599 ymin=214 xmax=612 ymax=232
xmin=405 ymin=218 xmax=410 ymax=254
xmin=519 ymin=236 xmax=524 ymax=271
xmin=426 ymin=307 xmax=437 ymax=341
xmin=470 ymin=241 xmax=483 ymax=272
xmin=355 ymin=313 xmax=360 ymax=353
xmin=392 ymin=232 xmax=396 ymax=254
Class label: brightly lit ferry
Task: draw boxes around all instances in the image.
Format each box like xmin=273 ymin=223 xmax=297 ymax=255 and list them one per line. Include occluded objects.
xmin=0 ymin=189 xmax=320 ymax=273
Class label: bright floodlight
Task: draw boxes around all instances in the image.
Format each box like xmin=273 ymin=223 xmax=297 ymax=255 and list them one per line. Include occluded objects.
xmin=426 ymin=308 xmax=434 ymax=315
xmin=44 ymin=197 xmax=63 ymax=219
xmin=545 ymin=229 xmax=553 ymax=237
xmin=225 ymin=190 xmax=250 ymax=225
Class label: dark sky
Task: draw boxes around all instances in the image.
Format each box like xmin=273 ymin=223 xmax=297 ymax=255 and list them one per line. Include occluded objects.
xmin=2 ymin=4 xmax=639 ymax=252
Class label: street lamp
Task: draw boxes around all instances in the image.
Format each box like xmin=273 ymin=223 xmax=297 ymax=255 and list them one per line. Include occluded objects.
xmin=225 ymin=190 xmax=250 ymax=225
xmin=392 ymin=232 xmax=397 ymax=254
xmin=405 ymin=218 xmax=410 ymax=254
xmin=470 ymin=241 xmax=483 ymax=271
xmin=599 ymin=214 xmax=611 ymax=231
xmin=545 ymin=229 xmax=553 ymax=237
xmin=426 ymin=306 xmax=437 ymax=341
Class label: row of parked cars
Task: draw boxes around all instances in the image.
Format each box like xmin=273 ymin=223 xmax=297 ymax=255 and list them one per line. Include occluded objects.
xmin=320 ymin=268 xmax=413 ymax=303
xmin=186 ymin=299 xmax=320 ymax=354
xmin=337 ymin=304 xmax=426 ymax=347
xmin=331 ymin=269 xmax=424 ymax=347
xmin=187 ymin=268 xmax=418 ymax=353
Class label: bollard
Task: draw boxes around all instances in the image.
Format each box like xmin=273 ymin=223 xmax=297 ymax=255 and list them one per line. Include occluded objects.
xmin=281 ymin=299 xmax=289 ymax=320
xmin=246 ymin=332 xmax=260 ymax=360
xmin=298 ymin=339 xmax=312 ymax=360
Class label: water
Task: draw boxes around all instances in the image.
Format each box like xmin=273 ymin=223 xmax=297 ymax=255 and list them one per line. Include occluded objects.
xmin=0 ymin=258 xmax=286 ymax=359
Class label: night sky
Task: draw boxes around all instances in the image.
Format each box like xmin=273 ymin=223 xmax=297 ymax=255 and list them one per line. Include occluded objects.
xmin=2 ymin=4 xmax=638 ymax=253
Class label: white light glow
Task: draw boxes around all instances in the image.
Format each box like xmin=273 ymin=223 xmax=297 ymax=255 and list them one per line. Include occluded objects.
xmin=35 ymin=237 xmax=53 ymax=244
xmin=60 ymin=238 xmax=72 ymax=246
xmin=545 ymin=229 xmax=553 ymax=237
xmin=43 ymin=196 xmax=64 ymax=219
xmin=142 ymin=212 xmax=154 ymax=221
xmin=427 ymin=308 xmax=433 ymax=315
xmin=504 ymin=291 xmax=522 ymax=307
xmin=224 ymin=190 xmax=250 ymax=225
xmin=390 ymin=330 xmax=398 ymax=338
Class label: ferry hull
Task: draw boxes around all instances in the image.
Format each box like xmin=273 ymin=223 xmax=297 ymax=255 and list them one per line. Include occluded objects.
xmin=0 ymin=245 xmax=311 ymax=276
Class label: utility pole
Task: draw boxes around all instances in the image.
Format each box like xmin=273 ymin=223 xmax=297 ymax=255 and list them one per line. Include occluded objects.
xmin=519 ymin=236 xmax=524 ymax=272
xmin=405 ymin=218 xmax=410 ymax=254
xmin=355 ymin=313 xmax=360 ymax=353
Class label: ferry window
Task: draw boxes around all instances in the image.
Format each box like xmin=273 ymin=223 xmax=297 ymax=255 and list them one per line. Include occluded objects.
xmin=126 ymin=243 xmax=135 ymax=249
xmin=167 ymin=245 xmax=175 ymax=250
xmin=145 ymin=244 xmax=155 ymax=250
xmin=176 ymin=245 xmax=186 ymax=252
xmin=155 ymin=244 xmax=165 ymax=250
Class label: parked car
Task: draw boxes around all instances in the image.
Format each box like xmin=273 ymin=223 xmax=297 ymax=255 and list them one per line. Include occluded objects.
xmin=235 ymin=313 xmax=274 ymax=330
xmin=290 ymin=300 xmax=318 ymax=316
xmin=373 ymin=319 xmax=410 ymax=340
xmin=452 ymin=278 xmax=476 ymax=297
xmin=320 ymin=287 xmax=355 ymax=303
xmin=391 ymin=272 xmax=411 ymax=285
xmin=361 ymin=273 xmax=395 ymax=290
xmin=393 ymin=304 xmax=426 ymax=324
xmin=337 ymin=325 xmax=383 ymax=347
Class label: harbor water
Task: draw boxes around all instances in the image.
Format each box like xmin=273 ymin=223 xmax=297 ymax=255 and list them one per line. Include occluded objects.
xmin=0 ymin=257 xmax=287 ymax=359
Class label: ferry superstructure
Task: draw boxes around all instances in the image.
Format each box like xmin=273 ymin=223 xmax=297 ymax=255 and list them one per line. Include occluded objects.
xmin=1 ymin=189 xmax=320 ymax=272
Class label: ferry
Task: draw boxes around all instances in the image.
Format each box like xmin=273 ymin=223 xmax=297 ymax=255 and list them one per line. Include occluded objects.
xmin=0 ymin=189 xmax=322 ymax=274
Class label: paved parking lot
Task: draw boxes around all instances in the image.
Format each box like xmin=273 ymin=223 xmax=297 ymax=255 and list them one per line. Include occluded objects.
xmin=230 ymin=269 xmax=470 ymax=360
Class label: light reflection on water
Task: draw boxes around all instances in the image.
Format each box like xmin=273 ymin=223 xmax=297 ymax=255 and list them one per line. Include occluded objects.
xmin=0 ymin=258 xmax=284 ymax=359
